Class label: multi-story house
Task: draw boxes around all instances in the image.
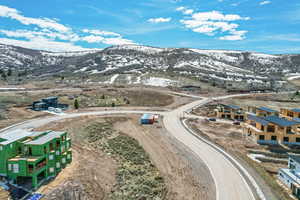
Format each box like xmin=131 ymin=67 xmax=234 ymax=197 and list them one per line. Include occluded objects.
xmin=278 ymin=155 xmax=300 ymax=199
xmin=243 ymin=107 xmax=300 ymax=145
xmin=216 ymin=104 xmax=246 ymax=121
xmin=0 ymin=129 xmax=72 ymax=189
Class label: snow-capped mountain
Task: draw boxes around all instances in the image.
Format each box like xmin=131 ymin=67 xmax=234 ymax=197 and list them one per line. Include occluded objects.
xmin=0 ymin=44 xmax=299 ymax=88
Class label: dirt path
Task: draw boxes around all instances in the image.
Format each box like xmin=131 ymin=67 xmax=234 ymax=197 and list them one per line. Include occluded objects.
xmin=114 ymin=116 xmax=215 ymax=200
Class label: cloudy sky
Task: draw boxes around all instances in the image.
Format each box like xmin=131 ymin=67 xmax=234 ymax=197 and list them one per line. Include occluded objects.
xmin=0 ymin=0 xmax=299 ymax=53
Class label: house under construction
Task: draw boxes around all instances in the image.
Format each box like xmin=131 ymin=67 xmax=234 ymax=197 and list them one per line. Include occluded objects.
xmin=0 ymin=129 xmax=72 ymax=189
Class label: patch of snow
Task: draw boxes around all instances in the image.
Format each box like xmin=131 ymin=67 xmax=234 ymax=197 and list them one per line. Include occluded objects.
xmin=247 ymin=153 xmax=266 ymax=163
xmin=41 ymin=50 xmax=100 ymax=57
xmin=108 ymin=45 xmax=164 ymax=54
xmin=143 ymin=77 xmax=177 ymax=87
xmin=74 ymin=67 xmax=88 ymax=73
xmin=105 ymin=74 xmax=119 ymax=84
xmin=287 ymin=75 xmax=300 ymax=81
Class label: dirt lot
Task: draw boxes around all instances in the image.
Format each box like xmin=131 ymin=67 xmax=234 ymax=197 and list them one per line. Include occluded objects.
xmin=0 ymin=86 xmax=195 ymax=129
xmin=224 ymin=93 xmax=300 ymax=110
xmin=30 ymin=115 xmax=210 ymax=200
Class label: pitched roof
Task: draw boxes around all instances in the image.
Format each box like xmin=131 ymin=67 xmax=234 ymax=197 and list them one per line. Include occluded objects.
xmin=290 ymin=155 xmax=300 ymax=164
xmin=257 ymin=107 xmax=277 ymax=113
xmin=247 ymin=114 xmax=269 ymax=126
xmin=223 ymin=104 xmax=241 ymax=110
xmin=0 ymin=129 xmax=45 ymax=145
xmin=25 ymin=131 xmax=65 ymax=145
xmin=292 ymin=108 xmax=300 ymax=113
xmin=265 ymin=116 xmax=300 ymax=127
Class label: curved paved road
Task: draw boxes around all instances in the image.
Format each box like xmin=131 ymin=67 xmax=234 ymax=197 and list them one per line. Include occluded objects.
xmin=0 ymin=94 xmax=265 ymax=200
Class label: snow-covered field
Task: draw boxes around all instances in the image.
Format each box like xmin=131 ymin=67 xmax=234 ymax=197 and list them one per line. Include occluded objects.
xmin=142 ymin=77 xmax=178 ymax=87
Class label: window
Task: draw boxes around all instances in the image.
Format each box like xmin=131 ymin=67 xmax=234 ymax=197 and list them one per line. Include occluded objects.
xmin=62 ymin=158 xmax=66 ymax=164
xmin=61 ymin=146 xmax=65 ymax=153
xmin=29 ymin=147 xmax=32 ymax=156
xmin=0 ymin=146 xmax=2 ymax=151
xmin=67 ymin=154 xmax=71 ymax=159
xmin=66 ymin=143 xmax=69 ymax=149
xmin=13 ymin=164 xmax=19 ymax=173
xmin=267 ymin=126 xmax=275 ymax=133
xmin=287 ymin=127 xmax=292 ymax=133
xmin=284 ymin=137 xmax=289 ymax=142
xmin=44 ymin=146 xmax=47 ymax=154
xmin=271 ymin=136 xmax=277 ymax=141
xmin=56 ymin=140 xmax=60 ymax=148
xmin=259 ymin=135 xmax=265 ymax=140
xmin=288 ymin=111 xmax=294 ymax=117
xmin=10 ymin=144 xmax=13 ymax=149
xmin=49 ymin=155 xmax=54 ymax=160
xmin=28 ymin=164 xmax=34 ymax=173
xmin=56 ymin=151 xmax=60 ymax=155
xmin=296 ymin=138 xmax=300 ymax=143
xmin=56 ymin=162 xmax=60 ymax=168
xmin=8 ymin=164 xmax=12 ymax=171
xmin=49 ymin=167 xmax=54 ymax=173
xmin=261 ymin=125 xmax=265 ymax=131
xmin=49 ymin=143 xmax=54 ymax=151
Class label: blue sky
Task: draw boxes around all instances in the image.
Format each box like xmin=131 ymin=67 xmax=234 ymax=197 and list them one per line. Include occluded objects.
xmin=0 ymin=0 xmax=299 ymax=53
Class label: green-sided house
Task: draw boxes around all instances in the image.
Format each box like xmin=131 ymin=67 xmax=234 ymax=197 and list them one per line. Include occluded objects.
xmin=0 ymin=129 xmax=72 ymax=189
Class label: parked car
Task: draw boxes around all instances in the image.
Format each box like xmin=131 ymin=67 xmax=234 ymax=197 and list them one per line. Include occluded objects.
xmin=208 ymin=118 xmax=217 ymax=122
xmin=233 ymin=121 xmax=240 ymax=125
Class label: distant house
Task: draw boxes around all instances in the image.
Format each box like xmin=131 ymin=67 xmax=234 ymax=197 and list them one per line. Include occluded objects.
xmin=216 ymin=104 xmax=246 ymax=121
xmin=278 ymin=155 xmax=300 ymax=199
xmin=244 ymin=109 xmax=300 ymax=145
xmin=255 ymin=106 xmax=279 ymax=117
xmin=0 ymin=129 xmax=72 ymax=189
xmin=32 ymin=96 xmax=68 ymax=111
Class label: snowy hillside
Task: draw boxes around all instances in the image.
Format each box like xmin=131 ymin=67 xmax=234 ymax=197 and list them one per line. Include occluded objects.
xmin=0 ymin=43 xmax=299 ymax=90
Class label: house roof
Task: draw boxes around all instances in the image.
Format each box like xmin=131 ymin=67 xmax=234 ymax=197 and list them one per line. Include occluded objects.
xmin=42 ymin=96 xmax=58 ymax=100
xmin=247 ymin=114 xmax=269 ymax=126
xmin=293 ymin=118 xmax=300 ymax=122
xmin=292 ymin=108 xmax=300 ymax=113
xmin=0 ymin=129 xmax=34 ymax=145
xmin=257 ymin=107 xmax=277 ymax=113
xmin=141 ymin=114 xmax=154 ymax=120
xmin=290 ymin=155 xmax=300 ymax=164
xmin=223 ymin=104 xmax=241 ymax=110
xmin=265 ymin=116 xmax=300 ymax=127
xmin=25 ymin=131 xmax=65 ymax=145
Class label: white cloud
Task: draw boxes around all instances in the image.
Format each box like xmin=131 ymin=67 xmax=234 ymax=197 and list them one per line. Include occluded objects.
xmin=259 ymin=1 xmax=271 ymax=5
xmin=148 ymin=17 xmax=172 ymax=23
xmin=81 ymin=35 xmax=104 ymax=43
xmin=0 ymin=37 xmax=90 ymax=52
xmin=176 ymin=6 xmax=194 ymax=15
xmin=219 ymin=30 xmax=247 ymax=40
xmin=0 ymin=5 xmax=137 ymax=51
xmin=192 ymin=11 xmax=250 ymax=21
xmin=82 ymin=29 xmax=121 ymax=37
xmin=176 ymin=6 xmax=186 ymax=11
xmin=179 ymin=10 xmax=249 ymax=40
xmin=0 ymin=29 xmax=80 ymax=42
xmin=0 ymin=5 xmax=70 ymax=32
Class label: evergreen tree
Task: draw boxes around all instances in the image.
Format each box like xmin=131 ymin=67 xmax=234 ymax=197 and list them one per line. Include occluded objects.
xmin=74 ymin=99 xmax=79 ymax=109
xmin=7 ymin=69 xmax=12 ymax=76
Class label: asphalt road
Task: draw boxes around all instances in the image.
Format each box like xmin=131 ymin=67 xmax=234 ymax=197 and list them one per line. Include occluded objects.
xmin=0 ymin=93 xmax=265 ymax=200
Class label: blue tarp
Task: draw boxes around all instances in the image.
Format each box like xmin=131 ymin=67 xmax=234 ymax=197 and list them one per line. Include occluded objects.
xmin=26 ymin=193 xmax=43 ymax=200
